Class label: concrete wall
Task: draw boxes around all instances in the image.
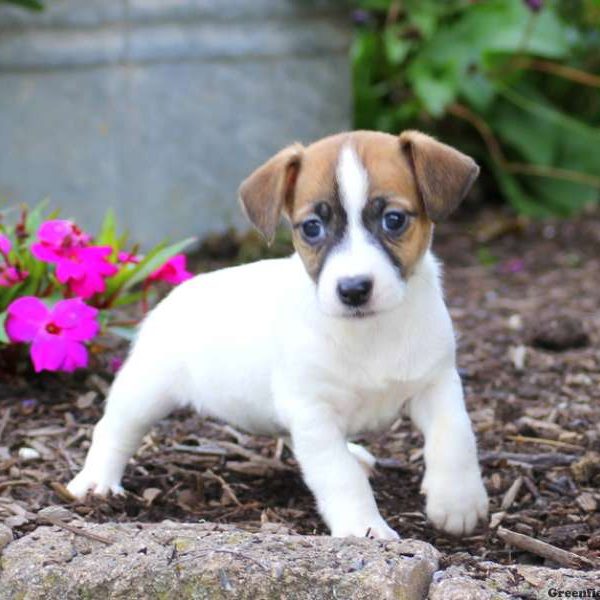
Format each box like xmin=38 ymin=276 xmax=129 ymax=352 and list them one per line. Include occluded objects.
xmin=0 ymin=1 xmax=351 ymax=245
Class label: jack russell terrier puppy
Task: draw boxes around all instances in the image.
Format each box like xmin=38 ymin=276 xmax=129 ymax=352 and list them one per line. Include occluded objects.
xmin=67 ymin=130 xmax=489 ymax=539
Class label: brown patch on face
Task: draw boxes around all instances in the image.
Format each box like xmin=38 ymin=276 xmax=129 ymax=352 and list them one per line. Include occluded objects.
xmin=353 ymin=131 xmax=433 ymax=277
xmin=288 ymin=134 xmax=350 ymax=281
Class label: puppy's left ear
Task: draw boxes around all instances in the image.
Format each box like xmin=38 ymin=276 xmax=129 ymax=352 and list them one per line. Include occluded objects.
xmin=239 ymin=143 xmax=304 ymax=244
xmin=399 ymin=130 xmax=479 ymax=222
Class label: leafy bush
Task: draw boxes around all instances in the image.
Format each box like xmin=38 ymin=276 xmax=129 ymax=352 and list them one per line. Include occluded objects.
xmin=0 ymin=203 xmax=194 ymax=372
xmin=0 ymin=0 xmax=43 ymax=11
xmin=353 ymin=0 xmax=600 ymax=216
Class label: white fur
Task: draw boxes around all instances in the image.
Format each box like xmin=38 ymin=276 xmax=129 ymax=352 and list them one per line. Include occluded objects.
xmin=68 ymin=245 xmax=488 ymax=538
xmin=317 ymin=143 xmax=406 ymax=316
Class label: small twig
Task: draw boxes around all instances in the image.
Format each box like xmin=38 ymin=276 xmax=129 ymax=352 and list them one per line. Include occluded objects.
xmin=176 ymin=548 xmax=267 ymax=571
xmin=217 ymin=440 xmax=293 ymax=471
xmin=37 ymin=515 xmax=114 ymax=545
xmin=497 ymin=527 xmax=595 ymax=570
xmin=0 ymin=480 xmax=34 ymax=492
xmin=0 ymin=408 xmax=11 ymax=444
xmin=510 ymin=57 xmax=600 ymax=89
xmin=506 ymin=435 xmax=585 ymax=452
xmin=204 ymin=469 xmax=242 ymax=507
xmin=171 ymin=443 xmax=228 ymax=457
xmin=479 ymin=451 xmax=579 ymax=468
xmin=449 ymin=103 xmax=600 ymax=189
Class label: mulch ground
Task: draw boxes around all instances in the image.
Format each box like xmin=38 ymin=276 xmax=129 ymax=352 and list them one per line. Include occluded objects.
xmin=1 ymin=209 xmax=599 ymax=571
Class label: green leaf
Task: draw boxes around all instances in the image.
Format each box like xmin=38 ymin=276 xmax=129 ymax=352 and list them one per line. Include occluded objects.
xmin=121 ymin=237 xmax=196 ymax=292
xmin=96 ymin=208 xmax=118 ymax=249
xmin=106 ymin=325 xmax=138 ymax=342
xmin=0 ymin=311 xmax=8 ymax=344
xmin=493 ymin=167 xmax=554 ymax=217
xmin=408 ymin=62 xmax=458 ymax=116
xmin=459 ymin=72 xmax=497 ymax=112
xmin=102 ymin=237 xmax=195 ymax=304
xmin=25 ymin=199 xmax=51 ymax=237
xmin=383 ymin=27 xmax=411 ymax=65
xmin=111 ymin=290 xmax=145 ymax=308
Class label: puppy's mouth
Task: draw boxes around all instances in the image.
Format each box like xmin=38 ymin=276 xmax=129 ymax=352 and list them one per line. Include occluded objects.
xmin=342 ymin=307 xmax=377 ymax=319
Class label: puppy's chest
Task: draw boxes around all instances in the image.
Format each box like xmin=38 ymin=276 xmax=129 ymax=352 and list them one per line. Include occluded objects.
xmin=304 ymin=332 xmax=440 ymax=435
xmin=339 ymin=377 xmax=416 ymax=435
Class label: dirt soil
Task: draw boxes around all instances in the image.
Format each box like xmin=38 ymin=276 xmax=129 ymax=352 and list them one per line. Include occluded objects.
xmin=1 ymin=209 xmax=599 ymax=571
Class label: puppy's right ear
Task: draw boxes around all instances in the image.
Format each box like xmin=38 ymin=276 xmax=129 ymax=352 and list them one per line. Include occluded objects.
xmin=239 ymin=144 xmax=304 ymax=244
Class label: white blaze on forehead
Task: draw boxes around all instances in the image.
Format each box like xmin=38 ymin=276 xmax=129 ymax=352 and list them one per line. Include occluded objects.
xmin=336 ymin=143 xmax=369 ymax=226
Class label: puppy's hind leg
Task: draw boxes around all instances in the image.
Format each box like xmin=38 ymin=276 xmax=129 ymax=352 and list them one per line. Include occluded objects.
xmin=67 ymin=353 xmax=184 ymax=499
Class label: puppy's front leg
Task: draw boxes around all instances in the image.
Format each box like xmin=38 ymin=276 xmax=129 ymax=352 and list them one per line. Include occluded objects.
xmin=290 ymin=410 xmax=398 ymax=540
xmin=409 ymin=367 xmax=488 ymax=536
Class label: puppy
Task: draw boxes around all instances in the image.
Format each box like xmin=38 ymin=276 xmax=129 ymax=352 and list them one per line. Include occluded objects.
xmin=67 ymin=130 xmax=488 ymax=539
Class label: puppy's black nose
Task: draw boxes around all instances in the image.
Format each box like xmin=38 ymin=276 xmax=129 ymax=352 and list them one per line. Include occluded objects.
xmin=337 ymin=276 xmax=373 ymax=307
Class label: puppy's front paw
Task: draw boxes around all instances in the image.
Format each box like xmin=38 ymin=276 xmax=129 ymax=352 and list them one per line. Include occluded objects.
xmin=331 ymin=516 xmax=399 ymax=540
xmin=67 ymin=468 xmax=125 ymax=500
xmin=423 ymin=470 xmax=488 ymax=536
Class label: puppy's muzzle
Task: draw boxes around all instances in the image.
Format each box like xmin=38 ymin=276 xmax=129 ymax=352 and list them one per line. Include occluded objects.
xmin=336 ymin=276 xmax=373 ymax=307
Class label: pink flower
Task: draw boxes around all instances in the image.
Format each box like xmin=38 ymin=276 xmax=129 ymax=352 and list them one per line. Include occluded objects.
xmin=5 ymin=297 xmax=99 ymax=373
xmin=31 ymin=220 xmax=90 ymax=260
xmin=53 ymin=246 xmax=118 ymax=298
xmin=148 ymin=255 xmax=193 ymax=285
xmin=0 ymin=265 xmax=28 ymax=287
xmin=500 ymin=258 xmax=525 ymax=274
xmin=108 ymin=355 xmax=124 ymax=373
xmin=31 ymin=221 xmax=117 ymax=299
xmin=117 ymin=251 xmax=141 ymax=265
xmin=0 ymin=234 xmax=11 ymax=256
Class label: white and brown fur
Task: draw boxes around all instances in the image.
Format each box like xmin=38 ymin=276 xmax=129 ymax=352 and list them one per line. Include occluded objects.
xmin=68 ymin=130 xmax=489 ymax=539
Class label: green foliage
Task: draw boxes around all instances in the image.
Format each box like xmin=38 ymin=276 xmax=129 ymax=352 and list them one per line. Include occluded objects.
xmin=0 ymin=0 xmax=44 ymax=11
xmin=353 ymin=0 xmax=600 ymax=216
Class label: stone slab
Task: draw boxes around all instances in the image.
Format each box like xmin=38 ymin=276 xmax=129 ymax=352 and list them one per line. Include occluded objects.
xmin=0 ymin=522 xmax=440 ymax=599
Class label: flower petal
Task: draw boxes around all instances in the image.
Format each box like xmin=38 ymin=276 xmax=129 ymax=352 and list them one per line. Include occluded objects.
xmin=0 ymin=234 xmax=11 ymax=255
xmin=51 ymin=299 xmax=99 ymax=341
xmin=62 ymin=341 xmax=88 ymax=372
xmin=31 ymin=243 xmax=61 ymax=263
xmin=5 ymin=297 xmax=49 ymax=342
xmin=30 ymin=332 xmax=67 ymax=372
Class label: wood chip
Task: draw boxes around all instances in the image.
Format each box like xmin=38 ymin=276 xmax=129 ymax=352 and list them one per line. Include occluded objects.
xmin=497 ymin=527 xmax=595 ymax=569
xmin=517 ymin=416 xmax=565 ymax=440
xmin=575 ymin=492 xmax=597 ymax=513
xmin=76 ymin=391 xmax=97 ymax=410
xmin=0 ymin=409 xmax=11 ymax=444
xmin=489 ymin=511 xmax=506 ymax=529
xmin=501 ymin=476 xmax=523 ymax=511
xmin=571 ymin=452 xmax=600 ymax=483
xmin=508 ymin=345 xmax=527 ymax=370
xmin=142 ymin=488 xmax=162 ymax=506
xmin=50 ymin=481 xmax=77 ymax=503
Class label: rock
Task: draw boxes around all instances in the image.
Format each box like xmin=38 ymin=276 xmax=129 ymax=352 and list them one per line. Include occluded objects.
xmin=527 ymin=315 xmax=589 ymax=351
xmin=428 ymin=563 xmax=600 ymax=599
xmin=0 ymin=522 xmax=440 ymax=600
xmin=0 ymin=524 xmax=12 ymax=551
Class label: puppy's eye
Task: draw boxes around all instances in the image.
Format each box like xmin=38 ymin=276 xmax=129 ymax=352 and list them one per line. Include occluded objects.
xmin=301 ymin=218 xmax=325 ymax=243
xmin=382 ymin=211 xmax=409 ymax=235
